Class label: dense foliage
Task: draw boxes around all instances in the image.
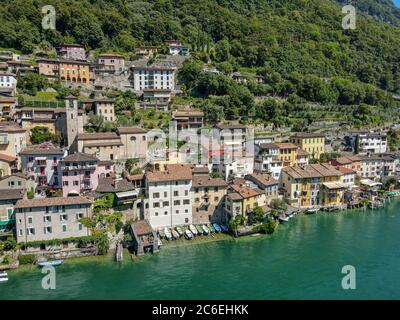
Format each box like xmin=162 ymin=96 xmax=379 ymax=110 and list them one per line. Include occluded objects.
xmin=2 ymin=0 xmax=400 ymax=126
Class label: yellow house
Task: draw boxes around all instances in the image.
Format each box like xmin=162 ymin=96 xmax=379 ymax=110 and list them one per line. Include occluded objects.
xmin=224 ymin=183 xmax=267 ymax=220
xmin=276 ymin=143 xmax=298 ymax=167
xmin=281 ymin=164 xmax=345 ymax=208
xmin=290 ymin=133 xmax=325 ymax=159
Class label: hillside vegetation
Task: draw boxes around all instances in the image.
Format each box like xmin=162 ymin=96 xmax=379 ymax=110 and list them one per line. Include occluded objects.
xmin=1 ymin=0 xmax=400 ymax=127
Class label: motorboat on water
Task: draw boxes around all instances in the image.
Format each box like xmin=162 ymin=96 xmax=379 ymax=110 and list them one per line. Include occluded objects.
xmin=213 ymin=223 xmax=222 ymax=233
xmin=184 ymin=229 xmax=193 ymax=240
xmin=195 ymin=225 xmax=204 ymax=235
xmin=189 ymin=224 xmax=198 ymax=236
xmin=208 ymin=224 xmax=215 ymax=233
xmin=279 ymin=216 xmax=290 ymax=223
xmin=175 ymin=226 xmax=184 ymax=237
xmin=37 ymin=260 xmax=63 ymax=267
xmin=164 ymin=227 xmax=173 ymax=241
xmin=158 ymin=228 xmax=165 ymax=238
xmin=171 ymin=229 xmax=180 ymax=240
xmin=220 ymin=224 xmax=229 ymax=233
xmin=202 ymin=225 xmax=210 ymax=235
xmin=305 ymin=208 xmax=319 ymax=215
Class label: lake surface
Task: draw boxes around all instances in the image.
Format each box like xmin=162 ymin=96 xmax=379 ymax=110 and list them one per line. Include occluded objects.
xmin=2 ymin=200 xmax=400 ymax=300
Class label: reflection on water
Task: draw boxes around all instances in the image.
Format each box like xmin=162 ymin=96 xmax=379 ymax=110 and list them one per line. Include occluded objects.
xmin=2 ymin=202 xmax=400 ymax=300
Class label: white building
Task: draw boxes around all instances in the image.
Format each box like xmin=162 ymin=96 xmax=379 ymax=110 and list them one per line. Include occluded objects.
xmin=359 ymin=154 xmax=397 ymax=179
xmin=145 ymin=164 xmax=193 ymax=229
xmin=132 ymin=66 xmax=176 ymax=93
xmin=254 ymin=143 xmax=283 ymax=180
xmin=0 ymin=73 xmax=17 ymax=88
xmin=349 ymin=132 xmax=387 ymax=154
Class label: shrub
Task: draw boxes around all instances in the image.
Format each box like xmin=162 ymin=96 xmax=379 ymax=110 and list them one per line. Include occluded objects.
xmin=18 ymin=254 xmax=36 ymax=265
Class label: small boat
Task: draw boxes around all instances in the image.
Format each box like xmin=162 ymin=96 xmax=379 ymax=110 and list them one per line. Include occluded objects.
xmin=305 ymin=208 xmax=319 ymax=215
xmin=279 ymin=217 xmax=290 ymax=223
xmin=208 ymin=224 xmax=215 ymax=233
xmin=189 ymin=224 xmax=198 ymax=236
xmin=196 ymin=225 xmax=204 ymax=235
xmin=37 ymin=260 xmax=63 ymax=267
xmin=175 ymin=226 xmax=184 ymax=237
xmin=220 ymin=224 xmax=229 ymax=233
xmin=157 ymin=238 xmax=163 ymax=248
xmin=158 ymin=228 xmax=165 ymax=238
xmin=171 ymin=229 xmax=180 ymax=240
xmin=164 ymin=227 xmax=173 ymax=241
xmin=184 ymin=229 xmax=193 ymax=240
xmin=202 ymin=225 xmax=210 ymax=235
xmin=213 ymin=223 xmax=222 ymax=233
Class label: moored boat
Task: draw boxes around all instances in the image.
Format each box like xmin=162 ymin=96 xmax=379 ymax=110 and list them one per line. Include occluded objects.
xmin=37 ymin=260 xmax=63 ymax=268
xmin=220 ymin=224 xmax=229 ymax=233
xmin=196 ymin=225 xmax=204 ymax=235
xmin=279 ymin=216 xmax=290 ymax=223
xmin=213 ymin=223 xmax=222 ymax=233
xmin=184 ymin=229 xmax=193 ymax=240
xmin=164 ymin=227 xmax=173 ymax=241
xmin=157 ymin=238 xmax=163 ymax=248
xmin=208 ymin=224 xmax=215 ymax=233
xmin=202 ymin=225 xmax=210 ymax=235
xmin=189 ymin=224 xmax=198 ymax=236
xmin=158 ymin=228 xmax=165 ymax=238
xmin=171 ymin=229 xmax=180 ymax=240
xmin=305 ymin=208 xmax=319 ymax=215
xmin=175 ymin=226 xmax=184 ymax=237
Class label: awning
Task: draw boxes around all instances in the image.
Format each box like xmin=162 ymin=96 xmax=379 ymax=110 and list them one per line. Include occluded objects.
xmin=67 ymin=190 xmax=80 ymax=196
xmin=116 ymin=190 xmax=138 ymax=198
xmin=360 ymin=179 xmax=382 ymax=188
xmin=322 ymin=182 xmax=347 ymax=190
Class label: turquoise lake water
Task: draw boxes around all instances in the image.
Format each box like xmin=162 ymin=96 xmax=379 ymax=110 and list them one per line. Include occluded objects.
xmin=2 ymin=201 xmax=400 ymax=300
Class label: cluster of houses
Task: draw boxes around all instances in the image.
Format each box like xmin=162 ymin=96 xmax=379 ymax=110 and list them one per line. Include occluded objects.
xmin=1 ymin=42 xmax=398 ymax=255
xmin=0 ymin=96 xmax=397 ymax=252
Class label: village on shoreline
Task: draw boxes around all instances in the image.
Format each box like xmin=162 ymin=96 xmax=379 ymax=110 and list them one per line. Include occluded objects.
xmin=2 ymin=42 xmax=400 ymax=274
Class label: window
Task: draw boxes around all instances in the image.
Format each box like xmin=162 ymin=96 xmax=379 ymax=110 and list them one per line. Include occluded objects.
xmin=153 ymin=192 xmax=160 ymax=198
xmin=60 ymin=214 xmax=68 ymax=221
xmin=163 ymin=201 xmax=169 ymax=207
xmin=63 ymin=181 xmax=69 ymax=186
xmin=214 ymin=197 xmax=219 ymax=202
xmin=155 ymin=212 xmax=159 ymax=216
xmin=174 ymin=191 xmax=179 ymax=196
xmin=19 ymin=229 xmax=22 ymax=236
xmin=28 ymin=217 xmax=33 ymax=224
xmin=153 ymin=202 xmax=160 ymax=208
xmin=195 ymin=198 xmax=200 ymax=202
xmin=185 ymin=209 xmax=188 ymax=213
xmin=43 ymin=215 xmax=51 ymax=223
xmin=62 ymin=225 xmax=67 ymax=232
xmin=183 ymin=200 xmax=190 ymax=205
xmin=76 ymin=213 xmax=84 ymax=219
xmin=44 ymin=226 xmax=52 ymax=234
xmin=78 ymin=224 xmax=83 ymax=231
xmin=185 ymin=190 xmax=188 ymax=196
xmin=73 ymin=181 xmax=79 ymax=186
xmin=176 ymin=210 xmax=179 ymax=214
xmin=164 ymin=192 xmax=167 ymax=197
xmin=173 ymin=200 xmax=180 ymax=205
xmin=27 ymin=228 xmax=35 ymax=235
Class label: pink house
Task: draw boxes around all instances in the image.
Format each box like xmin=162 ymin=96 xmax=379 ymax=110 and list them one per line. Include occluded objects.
xmin=60 ymin=152 xmax=113 ymax=197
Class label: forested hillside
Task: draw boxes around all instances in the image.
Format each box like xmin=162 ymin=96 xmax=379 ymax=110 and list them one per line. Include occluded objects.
xmin=1 ymin=0 xmax=400 ymax=126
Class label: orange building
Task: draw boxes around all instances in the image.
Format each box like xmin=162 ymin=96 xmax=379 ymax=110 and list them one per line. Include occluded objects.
xmin=37 ymin=58 xmax=91 ymax=84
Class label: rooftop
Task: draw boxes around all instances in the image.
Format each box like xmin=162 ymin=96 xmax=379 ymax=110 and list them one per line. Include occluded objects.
xmin=173 ymin=109 xmax=204 ymax=118
xmin=117 ymin=127 xmax=147 ymax=135
xmin=282 ymin=163 xmax=343 ymax=179
xmin=78 ymin=132 xmax=120 ymax=141
xmin=229 ymin=184 xmax=264 ymax=199
xmin=131 ymin=220 xmax=153 ymax=236
xmin=146 ymin=164 xmax=193 ymax=183
xmin=62 ymin=152 xmax=99 ymax=162
xmin=291 ymin=132 xmax=326 ymax=139
xmin=192 ymin=176 xmax=228 ymax=188
xmin=0 ymin=153 xmax=17 ymax=163
xmin=276 ymin=143 xmax=298 ymax=149
xmin=0 ymin=188 xmax=25 ymax=201
xmin=19 ymin=142 xmax=64 ymax=155
xmin=15 ymin=196 xmax=93 ymax=209
xmin=245 ymin=173 xmax=279 ymax=188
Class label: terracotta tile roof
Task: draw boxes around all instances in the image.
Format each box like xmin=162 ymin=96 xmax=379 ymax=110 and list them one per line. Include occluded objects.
xmin=131 ymin=220 xmax=153 ymax=236
xmin=192 ymin=166 xmax=209 ymax=175
xmin=83 ymin=141 xmax=123 ymax=147
xmin=258 ymin=143 xmax=278 ymax=149
xmin=62 ymin=152 xmax=99 ymax=162
xmin=336 ymin=166 xmax=356 ymax=174
xmin=192 ymin=176 xmax=228 ymax=188
xmin=117 ymin=127 xmax=147 ymax=134
xmin=127 ymin=173 xmax=145 ymax=181
xmin=15 ymin=196 xmax=93 ymax=209
xmin=96 ymin=177 xmax=135 ymax=193
xmin=146 ymin=164 xmax=193 ymax=182
xmin=0 ymin=188 xmax=25 ymax=201
xmin=215 ymin=123 xmax=246 ymax=130
xmin=0 ymin=173 xmax=29 ymax=181
xmin=0 ymin=126 xmax=26 ymax=133
xmin=297 ymin=149 xmax=310 ymax=157
xmin=0 ymin=153 xmax=17 ymax=162
xmin=19 ymin=142 xmax=64 ymax=155
xmin=78 ymin=132 xmax=120 ymax=141
xmin=0 ymin=97 xmax=16 ymax=103
xmin=245 ymin=173 xmax=279 ymax=188
xmin=229 ymin=184 xmax=264 ymax=199
xmin=282 ymin=164 xmax=343 ymax=179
